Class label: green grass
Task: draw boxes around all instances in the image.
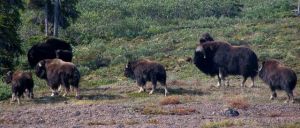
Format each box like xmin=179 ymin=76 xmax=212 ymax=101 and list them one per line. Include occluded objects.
xmin=0 ymin=82 xmax=11 ymax=101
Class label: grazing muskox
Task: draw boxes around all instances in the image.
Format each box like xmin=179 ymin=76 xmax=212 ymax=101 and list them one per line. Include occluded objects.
xmin=35 ymin=59 xmax=80 ymax=99
xmin=259 ymin=59 xmax=297 ymax=103
xmin=3 ymin=71 xmax=34 ymax=104
xmin=124 ymin=59 xmax=169 ymax=96
xmin=27 ymin=38 xmax=72 ymax=68
xmin=194 ymin=40 xmax=258 ymax=87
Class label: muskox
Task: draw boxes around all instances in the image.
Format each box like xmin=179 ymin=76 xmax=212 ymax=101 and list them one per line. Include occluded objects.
xmin=259 ymin=59 xmax=297 ymax=103
xmin=194 ymin=40 xmax=258 ymax=87
xmin=3 ymin=71 xmax=34 ymax=104
xmin=56 ymin=49 xmax=73 ymax=62
xmin=124 ymin=59 xmax=169 ymax=96
xmin=35 ymin=59 xmax=80 ymax=99
xmin=27 ymin=38 xmax=72 ymax=68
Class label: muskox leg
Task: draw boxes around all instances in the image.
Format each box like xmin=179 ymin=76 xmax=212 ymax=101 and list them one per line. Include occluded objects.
xmin=250 ymin=77 xmax=255 ymax=88
xmin=270 ymin=90 xmax=277 ymax=100
xmin=51 ymin=88 xmax=59 ymax=96
xmin=137 ymin=79 xmax=146 ymax=93
xmin=218 ymin=68 xmax=227 ymax=87
xmin=74 ymin=87 xmax=80 ymax=99
xmin=10 ymin=93 xmax=16 ymax=104
xmin=161 ymin=82 xmax=169 ymax=96
xmin=285 ymin=91 xmax=294 ymax=103
xmin=149 ymin=77 xmax=158 ymax=95
xmin=27 ymin=88 xmax=34 ymax=99
xmin=16 ymin=97 xmax=20 ymax=105
xmin=240 ymin=77 xmax=247 ymax=87
xmin=63 ymin=86 xmax=70 ymax=97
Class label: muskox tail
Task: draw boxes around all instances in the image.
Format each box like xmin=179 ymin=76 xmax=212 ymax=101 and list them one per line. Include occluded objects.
xmin=71 ymin=68 xmax=81 ymax=88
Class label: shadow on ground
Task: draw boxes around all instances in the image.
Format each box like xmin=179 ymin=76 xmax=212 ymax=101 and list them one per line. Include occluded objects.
xmin=33 ymin=96 xmax=68 ymax=104
xmin=80 ymin=94 xmax=124 ymax=100
xmin=156 ymin=87 xmax=208 ymax=96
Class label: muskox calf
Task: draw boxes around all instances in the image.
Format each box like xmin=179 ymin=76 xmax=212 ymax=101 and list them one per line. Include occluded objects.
xmin=259 ymin=59 xmax=297 ymax=103
xmin=194 ymin=36 xmax=258 ymax=87
xmin=3 ymin=71 xmax=34 ymax=104
xmin=35 ymin=59 xmax=80 ymax=99
xmin=124 ymin=59 xmax=169 ymax=96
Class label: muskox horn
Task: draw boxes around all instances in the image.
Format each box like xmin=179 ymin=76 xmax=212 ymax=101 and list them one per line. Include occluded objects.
xmin=38 ymin=62 xmax=42 ymax=67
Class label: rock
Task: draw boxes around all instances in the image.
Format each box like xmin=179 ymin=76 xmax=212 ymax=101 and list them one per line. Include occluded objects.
xmin=224 ymin=108 xmax=239 ymax=117
xmin=73 ymin=111 xmax=81 ymax=116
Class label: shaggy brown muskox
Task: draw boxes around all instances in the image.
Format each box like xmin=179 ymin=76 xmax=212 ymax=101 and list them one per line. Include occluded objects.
xmin=27 ymin=38 xmax=72 ymax=68
xmin=194 ymin=41 xmax=258 ymax=87
xmin=124 ymin=59 xmax=168 ymax=96
xmin=3 ymin=71 xmax=34 ymax=104
xmin=259 ymin=59 xmax=297 ymax=103
xmin=35 ymin=59 xmax=80 ymax=99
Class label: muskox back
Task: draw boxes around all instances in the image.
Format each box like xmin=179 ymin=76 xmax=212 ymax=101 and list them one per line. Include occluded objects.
xmin=27 ymin=38 xmax=72 ymax=68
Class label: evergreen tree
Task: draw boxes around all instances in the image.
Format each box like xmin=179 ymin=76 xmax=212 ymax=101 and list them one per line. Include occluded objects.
xmin=0 ymin=0 xmax=23 ymax=74
xmin=28 ymin=0 xmax=79 ymax=37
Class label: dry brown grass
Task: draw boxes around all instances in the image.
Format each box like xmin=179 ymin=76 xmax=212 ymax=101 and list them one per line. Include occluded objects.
xmin=140 ymin=105 xmax=169 ymax=115
xmin=147 ymin=119 xmax=159 ymax=124
xmin=124 ymin=119 xmax=139 ymax=125
xmin=169 ymin=107 xmax=196 ymax=115
xmin=227 ymin=96 xmax=250 ymax=109
xmin=268 ymin=112 xmax=282 ymax=117
xmin=159 ymin=96 xmax=181 ymax=105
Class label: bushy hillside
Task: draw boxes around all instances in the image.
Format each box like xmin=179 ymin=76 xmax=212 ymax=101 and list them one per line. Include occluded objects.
xmin=0 ymin=0 xmax=299 ymax=99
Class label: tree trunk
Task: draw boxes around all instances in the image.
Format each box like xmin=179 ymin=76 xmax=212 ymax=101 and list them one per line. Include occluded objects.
xmin=298 ymin=0 xmax=300 ymax=15
xmin=44 ymin=0 xmax=48 ymax=36
xmin=53 ymin=0 xmax=60 ymax=37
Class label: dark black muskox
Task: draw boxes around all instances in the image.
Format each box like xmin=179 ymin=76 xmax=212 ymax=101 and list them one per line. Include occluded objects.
xmin=124 ymin=59 xmax=168 ymax=96
xmin=3 ymin=71 xmax=34 ymax=104
xmin=259 ymin=59 xmax=297 ymax=103
xmin=56 ymin=49 xmax=73 ymax=62
xmin=35 ymin=59 xmax=80 ymax=99
xmin=194 ymin=41 xmax=258 ymax=87
xmin=27 ymin=38 xmax=72 ymax=68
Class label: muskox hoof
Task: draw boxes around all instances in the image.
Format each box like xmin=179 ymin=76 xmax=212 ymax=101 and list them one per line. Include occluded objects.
xmin=138 ymin=87 xmax=145 ymax=93
xmin=51 ymin=92 xmax=59 ymax=97
xmin=149 ymin=90 xmax=154 ymax=95
xmin=269 ymin=96 xmax=275 ymax=100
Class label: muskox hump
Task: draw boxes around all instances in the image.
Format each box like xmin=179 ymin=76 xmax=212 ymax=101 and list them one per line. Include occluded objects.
xmin=27 ymin=38 xmax=72 ymax=68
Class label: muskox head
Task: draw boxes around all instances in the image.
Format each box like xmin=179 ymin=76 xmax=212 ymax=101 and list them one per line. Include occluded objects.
xmin=35 ymin=60 xmax=47 ymax=79
xmin=3 ymin=71 xmax=13 ymax=84
xmin=124 ymin=62 xmax=135 ymax=79
xmin=258 ymin=59 xmax=281 ymax=77
xmin=199 ymin=33 xmax=214 ymax=44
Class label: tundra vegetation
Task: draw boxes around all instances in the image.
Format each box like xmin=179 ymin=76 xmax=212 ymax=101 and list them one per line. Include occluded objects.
xmin=0 ymin=0 xmax=300 ymax=127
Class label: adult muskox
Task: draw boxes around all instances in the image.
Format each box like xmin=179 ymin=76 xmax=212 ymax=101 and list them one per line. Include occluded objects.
xmin=27 ymin=38 xmax=72 ymax=68
xmin=35 ymin=59 xmax=80 ymax=99
xmin=259 ymin=59 xmax=297 ymax=103
xmin=194 ymin=41 xmax=258 ymax=87
xmin=124 ymin=59 xmax=169 ymax=96
xmin=3 ymin=71 xmax=34 ymax=104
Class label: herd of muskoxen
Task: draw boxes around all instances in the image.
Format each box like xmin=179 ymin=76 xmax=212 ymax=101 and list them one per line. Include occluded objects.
xmin=2 ymin=33 xmax=298 ymax=104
